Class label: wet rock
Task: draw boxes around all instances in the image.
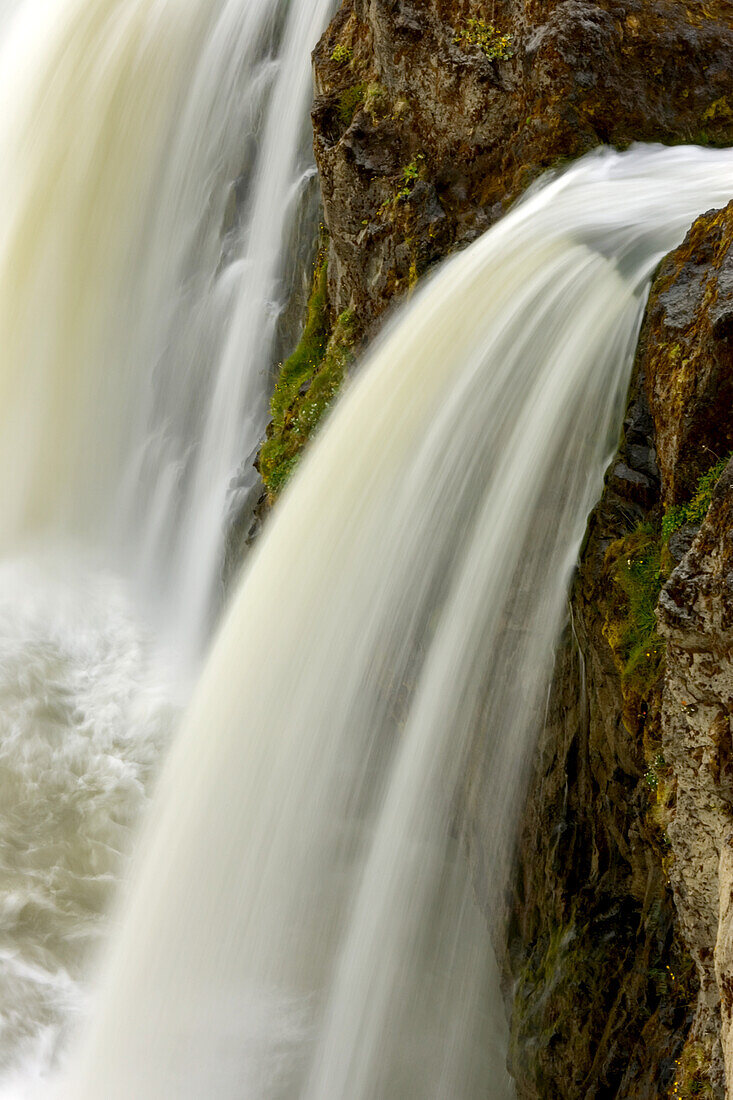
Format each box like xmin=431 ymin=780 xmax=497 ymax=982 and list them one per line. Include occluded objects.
xmin=612 ymin=460 xmax=655 ymax=493
xmin=313 ymin=0 xmax=733 ymax=334
xmin=657 ymin=463 xmax=733 ymax=1097
xmin=506 ymin=208 xmax=733 ymax=1098
xmin=641 ymin=203 xmax=733 ymax=503
xmin=505 ymin=356 xmax=691 ymax=1099
xmin=626 ymin=443 xmax=660 ymax=481
xmin=669 ymin=523 xmax=700 ymax=564
xmin=711 ymin=252 xmax=733 ymax=341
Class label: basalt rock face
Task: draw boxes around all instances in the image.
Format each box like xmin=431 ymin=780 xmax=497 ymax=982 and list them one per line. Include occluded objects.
xmin=645 ymin=204 xmax=733 ymax=503
xmin=507 ymin=204 xmax=733 ymax=1098
xmin=312 ymin=0 xmax=733 ymax=336
xmin=658 ymin=462 xmax=733 ymax=1096
xmin=654 ymin=204 xmax=733 ymax=1095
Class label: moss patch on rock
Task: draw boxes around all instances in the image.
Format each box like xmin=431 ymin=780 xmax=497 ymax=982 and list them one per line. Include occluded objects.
xmin=337 ymin=82 xmax=366 ymax=128
xmin=663 ymin=455 xmax=732 ymax=542
xmin=602 ymin=522 xmax=666 ymax=725
xmin=258 ymin=246 xmax=358 ymax=502
xmin=600 ymin=450 xmax=732 ymax=740
xmin=453 ymin=18 xmax=514 ymax=61
xmin=670 ymin=1038 xmax=718 ymax=1098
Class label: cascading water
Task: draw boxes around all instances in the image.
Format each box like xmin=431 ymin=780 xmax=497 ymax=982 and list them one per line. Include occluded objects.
xmin=111 ymin=0 xmax=338 ymax=650
xmin=0 ymin=0 xmax=334 ymax=1088
xmin=53 ymin=146 xmax=733 ymax=1099
xmin=0 ymin=0 xmax=333 ymax=651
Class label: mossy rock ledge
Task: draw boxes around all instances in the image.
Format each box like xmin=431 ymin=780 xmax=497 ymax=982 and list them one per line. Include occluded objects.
xmin=258 ymin=0 xmax=733 ymax=498
xmin=312 ymin=0 xmax=733 ymax=334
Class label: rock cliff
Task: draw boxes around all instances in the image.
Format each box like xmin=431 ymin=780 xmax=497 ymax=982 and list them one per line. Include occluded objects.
xmin=508 ymin=202 xmax=733 ymax=1098
xmin=654 ymin=206 xmax=733 ymax=1094
xmin=313 ymin=0 xmax=733 ymax=333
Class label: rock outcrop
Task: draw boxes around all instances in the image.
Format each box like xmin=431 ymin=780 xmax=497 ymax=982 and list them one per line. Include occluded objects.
xmin=652 ymin=206 xmax=733 ymax=1091
xmin=505 ymin=364 xmax=690 ymax=1099
xmin=258 ymin=0 xmax=733 ymax=502
xmin=507 ymin=203 xmax=733 ymax=1098
xmin=659 ymin=460 xmax=733 ymax=1095
xmin=313 ymin=0 xmax=733 ymax=335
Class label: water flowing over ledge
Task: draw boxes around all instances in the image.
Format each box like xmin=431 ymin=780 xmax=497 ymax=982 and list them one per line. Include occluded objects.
xmin=57 ymin=145 xmax=733 ymax=1099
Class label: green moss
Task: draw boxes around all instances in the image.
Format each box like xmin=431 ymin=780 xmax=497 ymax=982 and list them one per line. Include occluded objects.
xmin=454 ymin=18 xmax=514 ymax=60
xmin=510 ymin=922 xmax=585 ymax=1063
xmin=662 ymin=454 xmax=730 ymax=541
xmin=644 ymin=751 xmax=666 ymax=791
xmin=693 ymin=96 xmax=732 ymax=146
xmin=269 ymin=258 xmax=329 ymax=433
xmin=258 ymin=446 xmax=299 ymax=498
xmin=291 ymin=308 xmax=357 ymax=438
xmin=330 ymin=43 xmax=352 ymax=65
xmin=601 ymin=456 xmax=730 ymax=728
xmin=259 ymin=255 xmax=358 ymax=501
xmin=702 ymin=96 xmax=731 ymax=124
xmin=671 ymin=1038 xmax=717 ymax=1098
xmin=363 ymin=83 xmax=389 ymax=120
xmin=378 ymin=155 xmax=426 ymax=216
xmin=338 ymin=83 xmax=366 ymax=127
xmin=603 ymin=523 xmax=665 ymax=709
xmin=395 ymin=155 xmax=423 ymax=201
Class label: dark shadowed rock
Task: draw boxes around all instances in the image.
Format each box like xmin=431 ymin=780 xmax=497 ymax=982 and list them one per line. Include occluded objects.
xmin=641 ymin=203 xmax=733 ymax=503
xmin=507 ymin=208 xmax=733 ymax=1098
xmin=668 ymin=523 xmax=699 ymax=564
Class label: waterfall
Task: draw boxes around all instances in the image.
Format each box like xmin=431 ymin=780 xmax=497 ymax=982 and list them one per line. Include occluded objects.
xmin=0 ymin=0 xmax=333 ymax=655
xmin=0 ymin=0 xmax=333 ymax=1088
xmin=55 ymin=146 xmax=733 ymax=1099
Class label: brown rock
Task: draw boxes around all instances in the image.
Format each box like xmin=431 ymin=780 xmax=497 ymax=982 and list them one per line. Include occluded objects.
xmin=507 ymin=206 xmax=733 ymax=1097
xmin=642 ymin=203 xmax=733 ymax=502
xmin=313 ymin=0 xmax=733 ymax=335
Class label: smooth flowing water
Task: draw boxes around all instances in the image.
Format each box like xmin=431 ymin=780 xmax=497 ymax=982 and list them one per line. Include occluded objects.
xmin=53 ymin=147 xmax=733 ymax=1099
xmin=0 ymin=0 xmax=333 ymax=1088
xmin=0 ymin=0 xmax=332 ymax=654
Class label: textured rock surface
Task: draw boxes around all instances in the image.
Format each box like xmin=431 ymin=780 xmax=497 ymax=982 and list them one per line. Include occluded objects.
xmin=312 ymin=0 xmax=733 ymax=335
xmin=658 ymin=463 xmax=733 ymax=1095
xmin=651 ymin=206 xmax=733 ymax=1089
xmin=505 ymin=366 xmax=692 ymax=1099
xmin=644 ymin=204 xmax=733 ymax=502
xmin=507 ymin=204 xmax=733 ymax=1097
xmin=260 ymin=0 xmax=733 ymax=500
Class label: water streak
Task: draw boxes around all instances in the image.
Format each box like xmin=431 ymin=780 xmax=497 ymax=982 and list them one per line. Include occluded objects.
xmin=0 ymin=0 xmax=333 ymax=1086
xmin=0 ymin=0 xmax=333 ymax=658
xmin=62 ymin=145 xmax=733 ymax=1098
